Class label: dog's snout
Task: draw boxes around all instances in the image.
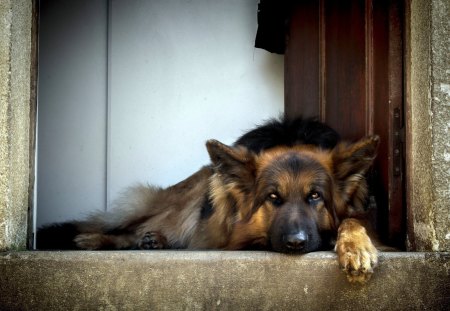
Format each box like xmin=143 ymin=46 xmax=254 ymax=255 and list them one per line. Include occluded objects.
xmin=285 ymin=231 xmax=307 ymax=251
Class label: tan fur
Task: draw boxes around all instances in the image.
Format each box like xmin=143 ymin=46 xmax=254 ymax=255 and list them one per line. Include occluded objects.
xmin=335 ymin=218 xmax=378 ymax=283
xmin=70 ymin=136 xmax=379 ymax=283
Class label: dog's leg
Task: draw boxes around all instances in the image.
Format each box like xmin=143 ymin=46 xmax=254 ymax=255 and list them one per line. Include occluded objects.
xmin=74 ymin=233 xmax=137 ymax=250
xmin=138 ymin=232 xmax=168 ymax=250
xmin=335 ymin=218 xmax=378 ymax=283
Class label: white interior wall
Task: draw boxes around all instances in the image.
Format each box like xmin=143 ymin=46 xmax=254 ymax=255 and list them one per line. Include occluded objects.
xmin=108 ymin=0 xmax=284 ymax=200
xmin=37 ymin=0 xmax=108 ymax=226
xmin=37 ymin=0 xmax=283 ymax=227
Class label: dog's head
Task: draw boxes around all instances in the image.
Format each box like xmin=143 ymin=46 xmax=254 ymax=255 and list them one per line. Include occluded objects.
xmin=206 ymin=136 xmax=379 ymax=253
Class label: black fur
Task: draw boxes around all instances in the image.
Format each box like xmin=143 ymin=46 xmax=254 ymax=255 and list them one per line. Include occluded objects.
xmin=36 ymin=223 xmax=81 ymax=250
xmin=234 ymin=116 xmax=340 ymax=153
xmin=200 ymin=194 xmax=214 ymax=219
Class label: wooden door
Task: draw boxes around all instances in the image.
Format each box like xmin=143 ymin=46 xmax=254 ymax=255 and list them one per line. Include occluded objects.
xmin=285 ymin=0 xmax=405 ymax=247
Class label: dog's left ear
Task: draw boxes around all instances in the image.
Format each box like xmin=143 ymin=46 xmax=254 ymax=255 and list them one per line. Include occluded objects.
xmin=206 ymin=139 xmax=256 ymax=182
xmin=332 ymin=135 xmax=379 ymax=201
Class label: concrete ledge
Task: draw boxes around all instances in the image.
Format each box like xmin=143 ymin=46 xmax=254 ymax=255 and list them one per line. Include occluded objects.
xmin=1 ymin=251 xmax=449 ymax=310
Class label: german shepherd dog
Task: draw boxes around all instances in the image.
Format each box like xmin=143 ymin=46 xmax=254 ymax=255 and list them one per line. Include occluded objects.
xmin=37 ymin=117 xmax=379 ymax=283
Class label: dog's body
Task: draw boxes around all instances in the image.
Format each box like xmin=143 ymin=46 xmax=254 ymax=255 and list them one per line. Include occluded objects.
xmin=37 ymin=117 xmax=379 ymax=282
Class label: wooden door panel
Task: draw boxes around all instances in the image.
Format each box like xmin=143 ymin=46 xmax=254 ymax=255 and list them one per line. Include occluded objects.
xmin=285 ymin=0 xmax=320 ymax=118
xmin=324 ymin=0 xmax=367 ymax=140
xmin=372 ymin=0 xmax=391 ymax=243
xmin=285 ymin=0 xmax=405 ymax=247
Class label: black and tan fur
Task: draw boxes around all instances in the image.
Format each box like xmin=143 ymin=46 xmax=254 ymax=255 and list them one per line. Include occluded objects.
xmin=37 ymin=118 xmax=379 ymax=283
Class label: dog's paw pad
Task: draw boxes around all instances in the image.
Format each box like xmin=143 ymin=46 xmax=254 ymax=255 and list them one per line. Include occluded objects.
xmin=138 ymin=232 xmax=168 ymax=250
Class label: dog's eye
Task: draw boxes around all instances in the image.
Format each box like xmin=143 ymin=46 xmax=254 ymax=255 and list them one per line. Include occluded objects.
xmin=308 ymin=192 xmax=322 ymax=203
xmin=267 ymin=193 xmax=283 ymax=207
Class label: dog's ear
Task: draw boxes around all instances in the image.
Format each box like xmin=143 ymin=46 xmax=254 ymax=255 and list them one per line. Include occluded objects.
xmin=207 ymin=140 xmax=257 ymax=221
xmin=332 ymin=135 xmax=379 ymax=204
xmin=206 ymin=140 xmax=256 ymax=180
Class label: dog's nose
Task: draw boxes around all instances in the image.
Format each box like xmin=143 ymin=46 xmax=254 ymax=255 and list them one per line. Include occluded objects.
xmin=285 ymin=231 xmax=307 ymax=251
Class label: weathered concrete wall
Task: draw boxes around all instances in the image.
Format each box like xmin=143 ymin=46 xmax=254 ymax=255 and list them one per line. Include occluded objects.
xmin=0 ymin=0 xmax=32 ymax=251
xmin=1 ymin=251 xmax=449 ymax=310
xmin=407 ymin=0 xmax=450 ymax=251
xmin=429 ymin=0 xmax=450 ymax=252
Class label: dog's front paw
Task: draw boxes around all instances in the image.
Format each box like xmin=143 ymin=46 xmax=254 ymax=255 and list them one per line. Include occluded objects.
xmin=74 ymin=233 xmax=104 ymax=250
xmin=138 ymin=232 xmax=168 ymax=249
xmin=335 ymin=219 xmax=378 ymax=283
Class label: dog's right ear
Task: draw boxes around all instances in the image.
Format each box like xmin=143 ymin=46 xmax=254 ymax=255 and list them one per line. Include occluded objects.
xmin=206 ymin=139 xmax=256 ymax=182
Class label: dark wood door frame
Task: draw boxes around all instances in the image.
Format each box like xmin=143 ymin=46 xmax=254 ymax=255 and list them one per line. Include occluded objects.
xmin=285 ymin=0 xmax=405 ymax=247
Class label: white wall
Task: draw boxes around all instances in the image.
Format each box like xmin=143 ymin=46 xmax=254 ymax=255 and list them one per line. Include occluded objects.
xmin=37 ymin=0 xmax=283 ymax=227
xmin=37 ymin=0 xmax=108 ymax=226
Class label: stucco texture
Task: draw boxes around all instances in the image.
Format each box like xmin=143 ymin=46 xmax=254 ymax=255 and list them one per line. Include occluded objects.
xmin=0 ymin=0 xmax=32 ymax=251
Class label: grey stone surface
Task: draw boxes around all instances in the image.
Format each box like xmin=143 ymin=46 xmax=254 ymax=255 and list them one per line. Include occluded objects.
xmin=407 ymin=0 xmax=450 ymax=251
xmin=0 ymin=0 xmax=32 ymax=251
xmin=1 ymin=251 xmax=449 ymax=310
xmin=429 ymin=0 xmax=450 ymax=252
